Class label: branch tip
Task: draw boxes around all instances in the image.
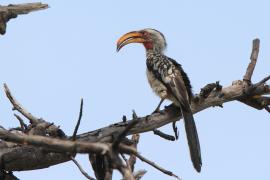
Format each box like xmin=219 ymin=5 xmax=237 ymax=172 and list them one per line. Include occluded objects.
xmin=72 ymin=98 xmax=84 ymax=141
xmin=71 ymin=156 xmax=95 ymax=180
xmin=153 ymin=129 xmax=175 ymax=141
xmin=243 ymin=38 xmax=260 ymax=83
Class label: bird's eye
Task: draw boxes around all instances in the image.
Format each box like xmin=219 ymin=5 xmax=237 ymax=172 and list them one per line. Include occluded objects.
xmin=142 ymin=31 xmax=148 ymax=36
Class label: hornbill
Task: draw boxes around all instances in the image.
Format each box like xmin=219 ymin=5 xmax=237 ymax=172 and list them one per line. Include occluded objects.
xmin=116 ymin=28 xmax=202 ymax=172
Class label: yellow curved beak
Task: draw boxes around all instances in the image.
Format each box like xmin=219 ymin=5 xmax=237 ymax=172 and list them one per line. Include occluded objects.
xmin=116 ymin=31 xmax=146 ymax=52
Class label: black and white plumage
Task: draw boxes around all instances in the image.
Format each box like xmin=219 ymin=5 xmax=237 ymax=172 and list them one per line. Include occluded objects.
xmin=117 ymin=28 xmax=202 ymax=172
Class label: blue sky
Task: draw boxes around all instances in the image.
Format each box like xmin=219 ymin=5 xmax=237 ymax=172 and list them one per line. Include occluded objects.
xmin=1 ymin=0 xmax=270 ymax=179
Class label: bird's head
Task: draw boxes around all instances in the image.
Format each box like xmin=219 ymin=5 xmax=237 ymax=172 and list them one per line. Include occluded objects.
xmin=117 ymin=28 xmax=167 ymax=53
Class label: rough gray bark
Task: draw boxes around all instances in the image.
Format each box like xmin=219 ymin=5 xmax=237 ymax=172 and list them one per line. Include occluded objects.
xmin=0 ymin=2 xmax=48 ymax=34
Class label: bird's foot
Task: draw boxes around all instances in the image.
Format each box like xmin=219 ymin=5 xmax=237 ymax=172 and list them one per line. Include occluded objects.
xmin=151 ymin=99 xmax=165 ymax=114
xmin=151 ymin=108 xmax=165 ymax=115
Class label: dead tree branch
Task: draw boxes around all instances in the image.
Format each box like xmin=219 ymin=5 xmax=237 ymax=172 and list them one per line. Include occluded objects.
xmin=4 ymin=83 xmax=39 ymax=124
xmin=134 ymin=152 xmax=180 ymax=180
xmin=0 ymin=38 xmax=269 ymax=179
xmin=13 ymin=114 xmax=27 ymax=132
xmin=71 ymin=156 xmax=95 ymax=180
xmin=0 ymin=3 xmax=48 ymax=34
xmin=243 ymin=39 xmax=260 ymax=84
xmin=153 ymin=129 xmax=175 ymax=141
xmin=0 ymin=170 xmax=19 ymax=180
xmin=72 ymin=98 xmax=84 ymax=141
xmin=128 ymin=134 xmax=140 ymax=172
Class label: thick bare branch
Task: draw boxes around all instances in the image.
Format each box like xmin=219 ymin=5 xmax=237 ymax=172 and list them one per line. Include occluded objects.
xmin=0 ymin=3 xmax=48 ymax=14
xmin=0 ymin=3 xmax=48 ymax=35
xmin=0 ymin=170 xmax=19 ymax=180
xmin=1 ymin=77 xmax=269 ymax=172
xmin=0 ymin=129 xmax=110 ymax=155
xmin=243 ymin=38 xmax=260 ymax=83
xmin=0 ymin=122 xmax=180 ymax=179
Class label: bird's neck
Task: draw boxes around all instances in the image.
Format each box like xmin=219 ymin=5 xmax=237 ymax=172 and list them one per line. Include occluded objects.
xmin=146 ymin=49 xmax=164 ymax=59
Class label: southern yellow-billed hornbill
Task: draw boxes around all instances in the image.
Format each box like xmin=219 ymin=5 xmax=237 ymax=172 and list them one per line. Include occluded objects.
xmin=116 ymin=28 xmax=202 ymax=172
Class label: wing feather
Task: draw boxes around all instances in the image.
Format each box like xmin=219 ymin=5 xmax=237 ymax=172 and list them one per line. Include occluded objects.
xmin=147 ymin=54 xmax=202 ymax=171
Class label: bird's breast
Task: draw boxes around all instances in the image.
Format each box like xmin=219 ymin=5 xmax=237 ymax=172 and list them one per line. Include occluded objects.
xmin=146 ymin=69 xmax=168 ymax=99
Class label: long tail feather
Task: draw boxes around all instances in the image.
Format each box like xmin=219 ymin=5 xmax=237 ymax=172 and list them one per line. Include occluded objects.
xmin=182 ymin=108 xmax=202 ymax=172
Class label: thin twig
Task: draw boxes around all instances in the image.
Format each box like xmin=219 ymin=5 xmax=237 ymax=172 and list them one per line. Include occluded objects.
xmin=4 ymin=83 xmax=39 ymax=124
xmin=71 ymin=156 xmax=96 ymax=180
xmin=153 ymin=129 xmax=175 ymax=141
xmin=132 ymin=110 xmax=138 ymax=119
xmin=122 ymin=115 xmax=127 ymax=122
xmin=72 ymin=98 xmax=84 ymax=141
xmin=13 ymin=114 xmax=27 ymax=132
xmin=134 ymin=152 xmax=180 ymax=180
xmin=255 ymin=75 xmax=270 ymax=86
xmin=120 ymin=143 xmax=180 ymax=179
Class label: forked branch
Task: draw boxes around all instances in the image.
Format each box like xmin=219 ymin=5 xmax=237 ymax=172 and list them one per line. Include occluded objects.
xmin=0 ymin=38 xmax=269 ymax=180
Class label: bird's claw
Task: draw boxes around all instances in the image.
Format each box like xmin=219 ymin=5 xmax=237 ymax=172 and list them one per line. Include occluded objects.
xmin=151 ymin=108 xmax=165 ymax=115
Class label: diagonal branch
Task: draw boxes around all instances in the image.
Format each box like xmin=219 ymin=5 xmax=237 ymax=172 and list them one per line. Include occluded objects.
xmin=71 ymin=156 xmax=96 ymax=180
xmin=13 ymin=114 xmax=27 ymax=132
xmin=125 ymin=147 xmax=180 ymax=179
xmin=255 ymin=75 xmax=270 ymax=86
xmin=4 ymin=83 xmax=39 ymax=124
xmin=243 ymin=38 xmax=260 ymax=84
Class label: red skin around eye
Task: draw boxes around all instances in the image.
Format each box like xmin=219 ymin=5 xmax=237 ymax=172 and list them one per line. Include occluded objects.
xmin=140 ymin=31 xmax=153 ymax=50
xmin=143 ymin=41 xmax=153 ymax=50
